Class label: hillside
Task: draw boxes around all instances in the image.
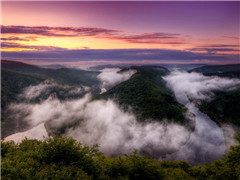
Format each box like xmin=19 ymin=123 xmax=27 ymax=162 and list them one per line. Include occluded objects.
xmin=204 ymin=70 xmax=240 ymax=79
xmin=1 ymin=61 xmax=102 ymax=138
xmin=200 ymin=88 xmax=240 ymax=127
xmin=95 ymin=66 xmax=190 ymax=124
xmin=189 ymin=64 xmax=240 ymax=74
xmin=1 ymin=69 xmax=47 ymax=137
xmin=2 ymin=60 xmax=101 ymax=86
xmin=189 ymin=65 xmax=240 ymax=127
xmin=192 ymin=69 xmax=240 ymax=127
xmin=1 ymin=69 xmax=46 ymax=109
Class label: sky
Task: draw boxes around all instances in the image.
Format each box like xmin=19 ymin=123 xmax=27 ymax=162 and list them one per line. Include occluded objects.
xmin=1 ymin=1 xmax=240 ymax=66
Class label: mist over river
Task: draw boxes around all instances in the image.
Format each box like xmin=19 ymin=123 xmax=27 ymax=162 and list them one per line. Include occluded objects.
xmin=4 ymin=69 xmax=240 ymax=165
xmin=166 ymin=102 xmax=225 ymax=165
xmin=163 ymin=70 xmax=240 ymax=165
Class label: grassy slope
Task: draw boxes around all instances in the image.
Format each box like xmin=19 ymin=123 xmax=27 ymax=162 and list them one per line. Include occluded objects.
xmin=95 ymin=66 xmax=187 ymax=124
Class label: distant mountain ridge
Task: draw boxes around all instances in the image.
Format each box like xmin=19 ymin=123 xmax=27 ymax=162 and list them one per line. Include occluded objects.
xmin=189 ymin=64 xmax=240 ymax=74
xmin=1 ymin=60 xmax=101 ymax=86
xmin=1 ymin=60 xmax=101 ymax=137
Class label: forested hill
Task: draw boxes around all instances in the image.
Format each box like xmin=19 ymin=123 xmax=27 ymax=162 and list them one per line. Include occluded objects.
xmin=1 ymin=69 xmax=46 ymax=109
xmin=200 ymin=88 xmax=240 ymax=127
xmin=189 ymin=64 xmax=240 ymax=74
xmin=1 ymin=60 xmax=101 ymax=137
xmin=204 ymin=70 xmax=240 ymax=79
xmin=95 ymin=66 xmax=190 ymax=124
xmin=2 ymin=60 xmax=101 ymax=86
xmin=187 ymin=64 xmax=240 ymax=127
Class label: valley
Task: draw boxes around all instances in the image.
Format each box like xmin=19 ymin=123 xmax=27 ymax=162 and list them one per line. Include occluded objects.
xmin=2 ymin=61 xmax=240 ymax=166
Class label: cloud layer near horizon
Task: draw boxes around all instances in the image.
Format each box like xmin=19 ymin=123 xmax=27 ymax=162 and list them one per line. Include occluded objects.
xmin=2 ymin=48 xmax=240 ymax=64
xmin=1 ymin=25 xmax=183 ymax=45
xmin=1 ymin=25 xmax=239 ymax=64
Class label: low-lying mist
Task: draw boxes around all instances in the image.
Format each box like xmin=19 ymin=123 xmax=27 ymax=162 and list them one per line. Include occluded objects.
xmin=5 ymin=94 xmax=192 ymax=157
xmin=97 ymin=68 xmax=136 ymax=93
xmin=4 ymin=68 xmax=240 ymax=164
xmin=163 ymin=70 xmax=240 ymax=104
xmin=163 ymin=70 xmax=240 ymax=164
xmin=18 ymin=80 xmax=91 ymax=101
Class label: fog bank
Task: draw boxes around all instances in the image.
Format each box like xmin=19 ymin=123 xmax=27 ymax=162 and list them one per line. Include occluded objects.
xmin=163 ymin=70 xmax=240 ymax=164
xmin=5 ymin=94 xmax=192 ymax=157
xmin=97 ymin=68 xmax=136 ymax=93
xmin=163 ymin=71 xmax=240 ymax=104
xmin=19 ymin=80 xmax=91 ymax=101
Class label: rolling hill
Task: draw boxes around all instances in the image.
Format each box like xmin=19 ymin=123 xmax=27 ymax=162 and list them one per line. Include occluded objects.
xmin=1 ymin=69 xmax=46 ymax=109
xmin=189 ymin=64 xmax=240 ymax=74
xmin=95 ymin=66 xmax=192 ymax=125
xmin=204 ymin=70 xmax=240 ymax=79
xmin=1 ymin=60 xmax=102 ymax=137
xmin=2 ymin=60 xmax=101 ymax=86
xmin=200 ymin=88 xmax=240 ymax=127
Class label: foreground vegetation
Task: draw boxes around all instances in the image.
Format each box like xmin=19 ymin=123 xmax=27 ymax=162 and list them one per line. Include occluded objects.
xmin=2 ymin=136 xmax=240 ymax=180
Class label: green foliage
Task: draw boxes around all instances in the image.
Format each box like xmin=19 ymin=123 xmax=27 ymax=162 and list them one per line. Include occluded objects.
xmin=95 ymin=67 xmax=187 ymax=124
xmin=1 ymin=61 xmax=101 ymax=137
xmin=1 ymin=68 xmax=45 ymax=109
xmin=2 ymin=60 xmax=100 ymax=86
xmin=200 ymin=88 xmax=240 ymax=127
xmin=2 ymin=137 xmax=240 ymax=179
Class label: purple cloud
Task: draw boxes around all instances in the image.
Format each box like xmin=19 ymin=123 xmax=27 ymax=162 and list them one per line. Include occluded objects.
xmin=108 ymin=32 xmax=184 ymax=44
xmin=1 ymin=25 xmax=121 ymax=37
xmin=1 ymin=42 xmax=67 ymax=51
xmin=1 ymin=36 xmax=35 ymax=41
xmin=2 ymin=48 xmax=239 ymax=63
xmin=1 ymin=25 xmax=184 ymax=45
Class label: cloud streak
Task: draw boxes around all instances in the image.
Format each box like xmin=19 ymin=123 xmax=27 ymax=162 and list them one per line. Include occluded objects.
xmin=107 ymin=32 xmax=184 ymax=44
xmin=1 ymin=25 xmax=184 ymax=45
xmin=1 ymin=41 xmax=67 ymax=51
xmin=188 ymin=47 xmax=239 ymax=54
xmin=222 ymin=35 xmax=240 ymax=40
xmin=1 ymin=25 xmax=120 ymax=37
xmin=1 ymin=36 xmax=36 ymax=41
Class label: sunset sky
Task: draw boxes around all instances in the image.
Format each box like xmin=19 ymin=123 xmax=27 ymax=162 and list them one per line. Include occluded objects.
xmin=1 ymin=1 xmax=240 ymax=67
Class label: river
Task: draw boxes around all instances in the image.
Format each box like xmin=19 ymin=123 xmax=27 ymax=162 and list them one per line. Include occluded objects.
xmin=164 ymin=70 xmax=226 ymax=165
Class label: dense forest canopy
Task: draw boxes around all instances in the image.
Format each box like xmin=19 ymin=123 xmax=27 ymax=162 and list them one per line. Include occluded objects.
xmin=2 ymin=136 xmax=240 ymax=180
